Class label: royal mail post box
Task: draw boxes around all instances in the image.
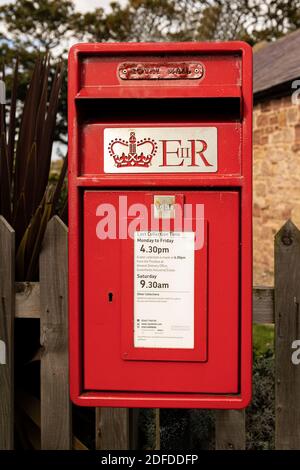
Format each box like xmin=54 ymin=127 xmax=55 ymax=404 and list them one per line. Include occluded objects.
xmin=68 ymin=42 xmax=252 ymax=408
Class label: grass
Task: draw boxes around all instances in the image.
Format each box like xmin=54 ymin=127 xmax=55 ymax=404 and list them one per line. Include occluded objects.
xmin=253 ymin=324 xmax=274 ymax=356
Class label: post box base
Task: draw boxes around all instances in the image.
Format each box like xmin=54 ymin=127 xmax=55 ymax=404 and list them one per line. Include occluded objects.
xmin=70 ymin=390 xmax=252 ymax=409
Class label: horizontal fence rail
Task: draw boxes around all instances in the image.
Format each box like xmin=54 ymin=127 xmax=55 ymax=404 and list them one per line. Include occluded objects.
xmin=1 ymin=216 xmax=300 ymax=450
xmin=15 ymin=284 xmax=275 ymax=323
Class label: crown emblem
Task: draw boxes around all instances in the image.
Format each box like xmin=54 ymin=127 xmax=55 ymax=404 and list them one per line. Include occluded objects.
xmin=108 ymin=131 xmax=157 ymax=168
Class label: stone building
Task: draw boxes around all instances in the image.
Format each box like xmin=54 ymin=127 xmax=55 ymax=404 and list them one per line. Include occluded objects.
xmin=253 ymin=30 xmax=300 ymax=285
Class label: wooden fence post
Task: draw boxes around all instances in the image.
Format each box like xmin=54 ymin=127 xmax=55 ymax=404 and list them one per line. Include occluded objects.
xmin=275 ymin=220 xmax=300 ymax=449
xmin=215 ymin=410 xmax=246 ymax=450
xmin=40 ymin=216 xmax=72 ymax=449
xmin=0 ymin=216 xmax=15 ymax=450
xmin=129 ymin=409 xmax=140 ymax=450
xmin=154 ymin=409 xmax=160 ymax=450
xmin=96 ymin=408 xmax=130 ymax=450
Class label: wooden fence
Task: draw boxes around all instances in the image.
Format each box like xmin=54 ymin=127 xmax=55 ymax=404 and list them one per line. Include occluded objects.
xmin=0 ymin=214 xmax=300 ymax=450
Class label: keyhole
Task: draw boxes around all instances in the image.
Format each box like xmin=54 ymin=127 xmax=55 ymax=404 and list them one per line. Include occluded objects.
xmin=108 ymin=292 xmax=113 ymax=302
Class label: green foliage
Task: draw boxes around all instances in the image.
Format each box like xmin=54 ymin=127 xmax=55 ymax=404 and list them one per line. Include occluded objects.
xmin=245 ymin=325 xmax=275 ymax=449
xmin=0 ymin=0 xmax=80 ymax=52
xmin=246 ymin=349 xmax=275 ymax=450
xmin=248 ymin=0 xmax=300 ymax=42
xmin=139 ymin=409 xmax=159 ymax=450
xmin=1 ymin=0 xmax=300 ymax=144
xmin=0 ymin=0 xmax=80 ymax=143
xmin=160 ymin=408 xmax=192 ymax=450
xmin=78 ymin=0 xmax=300 ymax=44
xmin=0 ymin=57 xmax=67 ymax=280
xmin=94 ymin=0 xmax=176 ymax=42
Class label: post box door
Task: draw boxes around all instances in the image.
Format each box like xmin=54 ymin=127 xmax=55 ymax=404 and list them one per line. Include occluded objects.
xmin=83 ymin=190 xmax=239 ymax=394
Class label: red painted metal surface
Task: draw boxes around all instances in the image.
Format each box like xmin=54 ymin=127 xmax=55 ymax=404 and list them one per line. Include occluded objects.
xmin=84 ymin=191 xmax=238 ymax=393
xmin=68 ymin=42 xmax=252 ymax=408
xmin=80 ymin=123 xmax=241 ymax=177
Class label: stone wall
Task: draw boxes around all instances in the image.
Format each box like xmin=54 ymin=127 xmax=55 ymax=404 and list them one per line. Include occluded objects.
xmin=253 ymin=95 xmax=300 ymax=285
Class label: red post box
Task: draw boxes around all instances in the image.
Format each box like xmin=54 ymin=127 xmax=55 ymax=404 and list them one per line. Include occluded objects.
xmin=68 ymin=42 xmax=252 ymax=408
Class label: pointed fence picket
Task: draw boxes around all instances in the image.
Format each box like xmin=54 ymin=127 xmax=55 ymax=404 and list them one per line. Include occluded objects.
xmin=0 ymin=216 xmax=14 ymax=450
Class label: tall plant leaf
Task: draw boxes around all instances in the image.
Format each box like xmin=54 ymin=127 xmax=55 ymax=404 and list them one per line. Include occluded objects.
xmin=0 ymin=54 xmax=66 ymax=280
xmin=7 ymin=57 xmax=18 ymax=181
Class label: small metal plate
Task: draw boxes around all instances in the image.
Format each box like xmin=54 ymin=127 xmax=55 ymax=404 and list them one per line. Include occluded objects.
xmin=118 ymin=62 xmax=204 ymax=80
xmin=153 ymin=195 xmax=176 ymax=219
